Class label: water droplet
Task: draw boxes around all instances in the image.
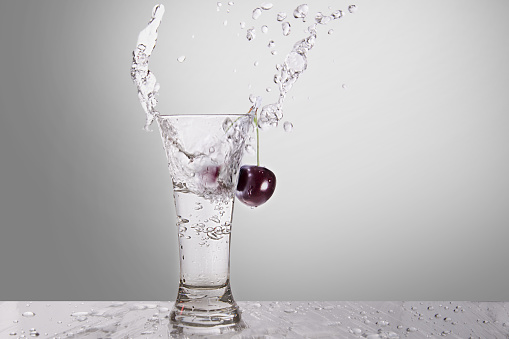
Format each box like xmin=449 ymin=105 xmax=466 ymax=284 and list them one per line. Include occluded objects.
xmin=351 ymin=328 xmax=362 ymax=335
xmin=246 ymin=27 xmax=256 ymax=41
xmin=22 ymin=311 xmax=35 ymax=317
xmin=13 ymin=320 xmax=19 ymax=323
xmin=254 ymin=61 xmax=259 ymax=66
xmin=428 ymin=306 xmax=434 ymax=311
xmin=9 ymin=332 xmax=16 ymax=336
xmin=261 ymin=25 xmax=268 ymax=33
xmin=282 ymin=22 xmax=291 ymax=36
xmin=315 ymin=12 xmax=331 ymax=25
xmin=261 ymin=3 xmax=273 ymax=10
xmin=223 ymin=20 xmax=228 ymax=26
xmin=266 ymin=87 xmax=272 ymax=92
xmin=283 ymin=121 xmax=293 ymax=132
xmin=293 ymin=4 xmax=309 ymax=20
xmin=240 ymin=21 xmax=246 ymax=29
xmin=177 ymin=55 xmax=186 ymax=63
xmin=407 ymin=327 xmax=417 ymax=332
xmin=268 ymin=40 xmax=275 ymax=48
xmin=435 ymin=313 xmax=442 ymax=318
xmin=342 ymin=83 xmax=347 ymax=89
xmin=284 ymin=308 xmax=297 ymax=313
xmin=217 ymin=2 xmax=222 ymax=7
xmin=328 ymin=29 xmax=334 ymax=35
xmin=331 ymin=10 xmax=343 ymax=20
xmin=228 ymin=1 xmax=234 ymax=5
xmin=277 ymin=12 xmax=287 ymax=21
xmin=271 ymin=50 xmax=278 ymax=55
xmin=348 ymin=5 xmax=357 ymax=13
xmin=444 ymin=317 xmax=451 ymax=322
xmin=252 ymin=7 xmax=262 ymax=20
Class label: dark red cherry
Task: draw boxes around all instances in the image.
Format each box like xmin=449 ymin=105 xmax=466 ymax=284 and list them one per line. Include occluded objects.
xmin=236 ymin=165 xmax=276 ymax=207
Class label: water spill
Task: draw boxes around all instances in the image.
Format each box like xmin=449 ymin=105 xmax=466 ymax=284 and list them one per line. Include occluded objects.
xmin=131 ymin=4 xmax=165 ymax=130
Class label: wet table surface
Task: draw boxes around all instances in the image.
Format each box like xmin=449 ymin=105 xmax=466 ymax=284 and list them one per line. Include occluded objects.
xmin=1 ymin=301 xmax=508 ymax=338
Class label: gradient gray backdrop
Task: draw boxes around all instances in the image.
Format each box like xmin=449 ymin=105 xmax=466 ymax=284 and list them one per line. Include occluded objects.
xmin=1 ymin=0 xmax=508 ymax=301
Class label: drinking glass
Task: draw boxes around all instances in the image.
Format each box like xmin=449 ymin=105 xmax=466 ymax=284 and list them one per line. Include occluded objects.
xmin=156 ymin=114 xmax=251 ymax=333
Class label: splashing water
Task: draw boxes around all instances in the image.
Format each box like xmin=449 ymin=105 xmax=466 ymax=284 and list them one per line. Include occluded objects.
xmin=131 ymin=4 xmax=165 ymax=130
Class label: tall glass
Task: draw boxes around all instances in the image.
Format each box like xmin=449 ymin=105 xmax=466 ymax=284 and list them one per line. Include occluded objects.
xmin=156 ymin=114 xmax=251 ymax=332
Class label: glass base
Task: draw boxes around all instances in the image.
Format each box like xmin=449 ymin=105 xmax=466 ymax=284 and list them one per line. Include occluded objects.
xmin=170 ymin=280 xmax=242 ymax=330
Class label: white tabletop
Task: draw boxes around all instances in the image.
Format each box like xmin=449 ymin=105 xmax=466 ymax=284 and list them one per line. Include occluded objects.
xmin=1 ymin=301 xmax=508 ymax=338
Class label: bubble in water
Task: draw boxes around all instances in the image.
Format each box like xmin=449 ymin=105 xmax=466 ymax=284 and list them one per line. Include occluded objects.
xmin=261 ymin=25 xmax=268 ymax=33
xmin=246 ymin=27 xmax=256 ymax=41
xmin=22 ymin=311 xmax=35 ymax=317
xmin=283 ymin=121 xmax=293 ymax=132
xmin=268 ymin=40 xmax=275 ymax=48
xmin=261 ymin=3 xmax=273 ymax=10
xmin=252 ymin=7 xmax=262 ymax=20
xmin=277 ymin=12 xmax=287 ymax=21
xmin=282 ymin=22 xmax=291 ymax=36
xmin=348 ymin=5 xmax=357 ymax=13
xmin=293 ymin=4 xmax=309 ymax=20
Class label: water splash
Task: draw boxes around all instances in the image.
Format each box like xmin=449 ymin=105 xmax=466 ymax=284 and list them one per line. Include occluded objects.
xmin=131 ymin=4 xmax=165 ymax=130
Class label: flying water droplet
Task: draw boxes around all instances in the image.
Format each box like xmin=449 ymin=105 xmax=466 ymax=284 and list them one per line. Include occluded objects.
xmin=268 ymin=40 xmax=275 ymax=48
xmin=252 ymin=8 xmax=262 ymax=20
xmin=407 ymin=327 xmax=417 ymax=332
xmin=266 ymin=87 xmax=272 ymax=92
xmin=348 ymin=5 xmax=357 ymax=13
xmin=277 ymin=12 xmax=287 ymax=21
xmin=315 ymin=12 xmax=331 ymax=25
xmin=240 ymin=21 xmax=246 ymax=29
xmin=331 ymin=10 xmax=343 ymax=19
xmin=261 ymin=25 xmax=268 ymax=33
xmin=261 ymin=3 xmax=273 ymax=10
xmin=282 ymin=22 xmax=291 ymax=36
xmin=283 ymin=121 xmax=293 ymax=132
xmin=254 ymin=61 xmax=259 ymax=66
xmin=177 ymin=55 xmax=186 ymax=63
xmin=228 ymin=1 xmax=234 ymax=5
xmin=223 ymin=20 xmax=228 ymax=26
xmin=22 ymin=311 xmax=35 ymax=317
xmin=328 ymin=29 xmax=334 ymax=35
xmin=271 ymin=50 xmax=278 ymax=55
xmin=293 ymin=4 xmax=309 ymax=20
xmin=246 ymin=27 xmax=256 ymax=41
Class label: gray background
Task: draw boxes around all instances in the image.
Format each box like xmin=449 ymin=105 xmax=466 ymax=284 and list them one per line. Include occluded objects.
xmin=1 ymin=0 xmax=508 ymax=301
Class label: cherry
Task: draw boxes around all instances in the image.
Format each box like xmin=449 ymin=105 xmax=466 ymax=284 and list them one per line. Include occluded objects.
xmin=236 ymin=165 xmax=276 ymax=207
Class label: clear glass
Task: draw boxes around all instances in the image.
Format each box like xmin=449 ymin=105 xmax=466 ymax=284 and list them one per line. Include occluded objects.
xmin=156 ymin=114 xmax=251 ymax=334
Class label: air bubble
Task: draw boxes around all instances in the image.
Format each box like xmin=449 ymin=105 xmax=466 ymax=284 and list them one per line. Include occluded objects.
xmin=177 ymin=55 xmax=186 ymax=63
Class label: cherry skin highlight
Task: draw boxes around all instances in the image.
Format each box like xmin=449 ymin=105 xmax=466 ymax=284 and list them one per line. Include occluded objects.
xmin=236 ymin=165 xmax=276 ymax=207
